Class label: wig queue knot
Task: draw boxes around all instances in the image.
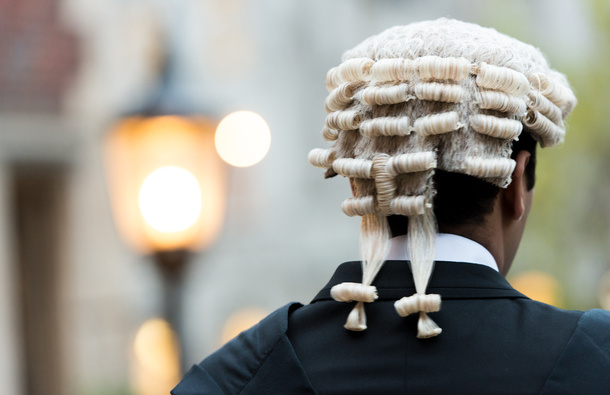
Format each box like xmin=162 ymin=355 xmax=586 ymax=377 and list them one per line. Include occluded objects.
xmin=331 ymin=282 xmax=378 ymax=303
xmin=395 ymin=293 xmax=443 ymax=339
xmin=331 ymin=282 xmax=379 ymax=331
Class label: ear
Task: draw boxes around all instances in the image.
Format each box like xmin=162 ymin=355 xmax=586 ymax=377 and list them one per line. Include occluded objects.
xmin=502 ymin=151 xmax=531 ymax=221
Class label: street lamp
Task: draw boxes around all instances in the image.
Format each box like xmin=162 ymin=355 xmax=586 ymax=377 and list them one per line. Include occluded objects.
xmin=103 ymin=34 xmax=271 ymax=385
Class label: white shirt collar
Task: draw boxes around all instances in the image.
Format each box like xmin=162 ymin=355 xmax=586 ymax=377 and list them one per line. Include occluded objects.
xmin=386 ymin=233 xmax=499 ymax=272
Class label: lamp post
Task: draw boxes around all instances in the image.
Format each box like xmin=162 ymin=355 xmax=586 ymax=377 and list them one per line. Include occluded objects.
xmin=103 ymin=28 xmax=272 ymax=384
xmin=104 ymin=44 xmax=228 ymax=372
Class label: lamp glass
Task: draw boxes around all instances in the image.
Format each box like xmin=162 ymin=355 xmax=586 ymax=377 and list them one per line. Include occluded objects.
xmin=105 ymin=115 xmax=227 ymax=252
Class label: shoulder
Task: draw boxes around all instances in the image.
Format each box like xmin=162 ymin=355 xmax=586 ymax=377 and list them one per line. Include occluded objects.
xmin=576 ymin=308 xmax=610 ymax=337
xmin=171 ymin=303 xmax=294 ymax=394
xmin=171 ymin=302 xmax=309 ymax=395
xmin=539 ymin=309 xmax=610 ymax=394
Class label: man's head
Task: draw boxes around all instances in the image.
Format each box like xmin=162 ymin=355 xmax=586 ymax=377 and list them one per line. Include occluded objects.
xmin=309 ymin=19 xmax=576 ymax=337
xmin=387 ymin=130 xmax=537 ymax=274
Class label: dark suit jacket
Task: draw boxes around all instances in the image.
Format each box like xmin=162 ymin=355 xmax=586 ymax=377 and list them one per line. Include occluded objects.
xmin=172 ymin=261 xmax=610 ymax=394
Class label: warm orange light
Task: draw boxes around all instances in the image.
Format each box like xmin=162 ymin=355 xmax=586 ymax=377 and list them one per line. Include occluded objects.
xmin=215 ymin=110 xmax=271 ymax=167
xmin=132 ymin=318 xmax=181 ymax=395
xmin=105 ymin=115 xmax=227 ymax=252
xmin=510 ymin=271 xmax=563 ymax=307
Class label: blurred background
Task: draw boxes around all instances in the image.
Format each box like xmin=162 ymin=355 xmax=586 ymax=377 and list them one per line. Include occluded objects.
xmin=0 ymin=0 xmax=609 ymax=393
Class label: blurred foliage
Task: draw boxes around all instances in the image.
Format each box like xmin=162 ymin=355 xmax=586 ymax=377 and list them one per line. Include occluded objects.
xmin=510 ymin=0 xmax=610 ymax=309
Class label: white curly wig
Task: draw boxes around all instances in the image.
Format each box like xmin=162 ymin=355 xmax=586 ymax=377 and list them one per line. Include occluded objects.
xmin=309 ymin=18 xmax=576 ymax=338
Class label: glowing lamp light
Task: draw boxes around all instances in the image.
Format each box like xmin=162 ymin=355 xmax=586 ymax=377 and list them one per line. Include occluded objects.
xmin=215 ymin=110 xmax=271 ymax=167
xmin=139 ymin=166 xmax=202 ymax=233
xmin=105 ymin=115 xmax=227 ymax=253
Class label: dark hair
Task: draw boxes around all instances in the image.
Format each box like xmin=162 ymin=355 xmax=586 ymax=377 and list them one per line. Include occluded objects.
xmin=388 ymin=132 xmax=537 ymax=236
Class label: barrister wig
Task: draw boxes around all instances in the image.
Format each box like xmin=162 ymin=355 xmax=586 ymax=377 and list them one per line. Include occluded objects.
xmin=309 ymin=19 xmax=576 ymax=338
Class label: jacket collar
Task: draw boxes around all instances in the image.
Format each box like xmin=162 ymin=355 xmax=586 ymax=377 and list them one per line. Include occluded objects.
xmin=312 ymin=261 xmax=528 ymax=302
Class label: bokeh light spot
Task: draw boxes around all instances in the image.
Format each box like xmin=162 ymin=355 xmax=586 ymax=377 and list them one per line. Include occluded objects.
xmin=510 ymin=271 xmax=562 ymax=307
xmin=132 ymin=318 xmax=181 ymax=394
xmin=220 ymin=307 xmax=269 ymax=345
xmin=215 ymin=110 xmax=271 ymax=167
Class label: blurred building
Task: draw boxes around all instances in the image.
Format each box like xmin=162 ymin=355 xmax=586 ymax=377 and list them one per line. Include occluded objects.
xmin=0 ymin=0 xmax=606 ymax=394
